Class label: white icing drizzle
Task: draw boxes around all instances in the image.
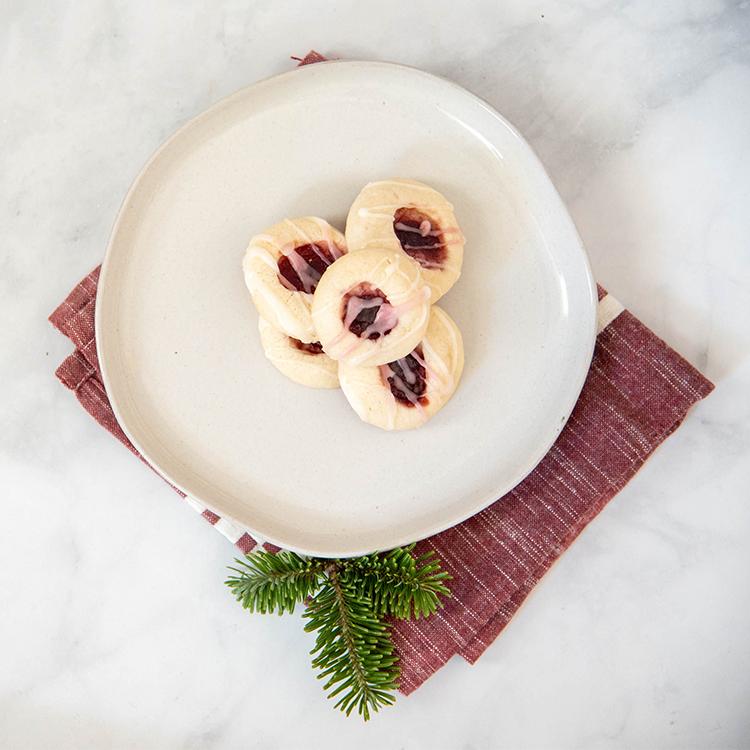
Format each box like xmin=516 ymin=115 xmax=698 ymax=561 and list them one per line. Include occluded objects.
xmin=317 ymin=252 xmax=431 ymax=363
xmin=363 ymin=218 xmax=461 ymax=266
xmin=252 ymin=233 xmax=282 ymax=247
xmin=393 ymin=222 xmax=462 ymax=243
xmin=395 ymin=282 xmax=431 ymax=314
xmin=342 ymin=295 xmax=397 ymax=339
xmin=357 ymin=207 xmax=394 ymax=219
xmin=360 ymin=234 xmax=462 ymax=251
xmin=416 ymin=339 xmax=452 ymax=396
xmin=342 ymin=284 xmax=430 ymax=367
xmin=357 ymin=199 xmax=458 ymax=219
xmin=420 ymin=309 xmax=457 ymax=396
xmin=326 ymin=294 xmax=392 ymax=357
xmin=394 ymin=220 xmax=440 ymax=238
xmin=358 ymin=203 xmax=457 ymax=221
xmin=245 ymin=244 xmax=279 ymax=271
xmin=283 ymin=245 xmax=322 ymax=294
xmin=379 ymin=356 xmax=425 ymax=410
xmin=285 ymin=217 xmax=342 ymax=260
xmin=277 ymin=274 xmax=298 ymax=292
xmin=313 ymin=217 xmax=344 ymax=260
xmin=244 ymin=244 xmax=313 ymax=336
xmin=245 ymin=220 xmax=343 ymax=343
xmin=356 ymin=206 xmax=464 ymax=273
xmin=284 ymin=218 xmax=313 ymax=244
xmin=272 ymin=219 xmax=339 ymax=294
xmin=309 ymin=243 xmax=331 ymax=265
xmin=380 ymin=308 xmax=457 ymax=412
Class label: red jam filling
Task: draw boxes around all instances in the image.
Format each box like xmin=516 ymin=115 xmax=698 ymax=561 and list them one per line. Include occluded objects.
xmin=393 ymin=207 xmax=447 ymax=269
xmin=382 ymin=346 xmax=428 ymax=407
xmin=277 ymin=243 xmax=338 ymax=294
xmin=290 ymin=338 xmax=324 ymax=355
xmin=341 ymin=283 xmax=394 ymax=340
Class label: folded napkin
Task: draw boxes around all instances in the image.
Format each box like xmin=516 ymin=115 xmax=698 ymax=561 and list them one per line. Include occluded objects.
xmin=49 ymin=56 xmax=714 ymax=695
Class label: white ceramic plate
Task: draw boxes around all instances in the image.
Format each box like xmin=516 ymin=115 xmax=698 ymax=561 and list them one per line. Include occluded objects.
xmin=97 ymin=61 xmax=597 ymax=557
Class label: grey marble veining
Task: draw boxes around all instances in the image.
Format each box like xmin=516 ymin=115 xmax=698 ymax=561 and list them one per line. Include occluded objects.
xmin=1 ymin=1 xmax=749 ymax=747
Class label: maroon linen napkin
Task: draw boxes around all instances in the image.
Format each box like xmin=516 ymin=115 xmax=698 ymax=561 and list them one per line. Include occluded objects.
xmin=392 ymin=286 xmax=713 ymax=691
xmin=50 ymin=276 xmax=713 ymax=695
xmin=49 ymin=55 xmax=714 ymax=695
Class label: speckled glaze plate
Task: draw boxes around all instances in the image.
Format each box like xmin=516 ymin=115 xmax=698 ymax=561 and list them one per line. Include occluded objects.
xmin=96 ymin=61 xmax=597 ymax=557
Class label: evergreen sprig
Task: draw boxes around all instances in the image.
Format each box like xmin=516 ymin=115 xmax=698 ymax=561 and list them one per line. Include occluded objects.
xmin=226 ymin=544 xmax=451 ymax=720
xmin=341 ymin=545 xmax=452 ymax=619
xmin=226 ymin=550 xmax=326 ymax=614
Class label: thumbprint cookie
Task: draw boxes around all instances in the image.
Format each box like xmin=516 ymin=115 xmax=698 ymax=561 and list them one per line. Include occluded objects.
xmin=311 ymin=247 xmax=431 ymax=368
xmin=345 ymin=179 xmax=464 ymax=302
xmin=338 ymin=306 xmax=464 ymax=430
xmin=257 ymin=317 xmax=339 ymax=389
xmin=243 ymin=217 xmax=346 ymax=343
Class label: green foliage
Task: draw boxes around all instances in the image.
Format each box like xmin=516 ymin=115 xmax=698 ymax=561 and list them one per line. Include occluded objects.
xmin=226 ymin=544 xmax=451 ymax=720
xmin=341 ymin=544 xmax=452 ymax=620
xmin=226 ymin=550 xmax=326 ymax=614
xmin=305 ymin=569 xmax=398 ymax=720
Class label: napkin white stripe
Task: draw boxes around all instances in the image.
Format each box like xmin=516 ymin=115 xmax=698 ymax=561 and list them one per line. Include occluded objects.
xmin=185 ymin=494 xmax=256 ymax=545
xmin=597 ymin=294 xmax=625 ymax=333
xmin=183 ymin=495 xmax=207 ymax=514
xmin=214 ymin=516 xmax=247 ymax=544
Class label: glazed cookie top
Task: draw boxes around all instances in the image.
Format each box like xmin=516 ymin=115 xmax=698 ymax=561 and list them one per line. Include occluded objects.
xmin=243 ymin=217 xmax=347 ymax=343
xmin=338 ymin=305 xmax=464 ymax=431
xmin=345 ymin=179 xmax=464 ymax=302
xmin=312 ymin=247 xmax=431 ymax=368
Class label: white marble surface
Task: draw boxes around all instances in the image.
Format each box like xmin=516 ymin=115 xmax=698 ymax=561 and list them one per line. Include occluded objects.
xmin=2 ymin=0 xmax=749 ymax=747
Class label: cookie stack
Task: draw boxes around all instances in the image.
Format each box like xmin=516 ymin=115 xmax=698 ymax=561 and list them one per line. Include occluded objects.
xmin=242 ymin=179 xmax=465 ymax=431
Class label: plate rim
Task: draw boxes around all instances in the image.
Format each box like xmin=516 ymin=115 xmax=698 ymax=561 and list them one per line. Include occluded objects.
xmin=96 ymin=59 xmax=598 ymax=557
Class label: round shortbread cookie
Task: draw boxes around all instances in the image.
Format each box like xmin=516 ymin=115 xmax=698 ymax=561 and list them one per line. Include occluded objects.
xmin=258 ymin=317 xmax=339 ymax=389
xmin=243 ymin=217 xmax=347 ymax=343
xmin=345 ymin=179 xmax=464 ymax=302
xmin=338 ymin=306 xmax=464 ymax=431
xmin=311 ymin=247 xmax=431 ymax=368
